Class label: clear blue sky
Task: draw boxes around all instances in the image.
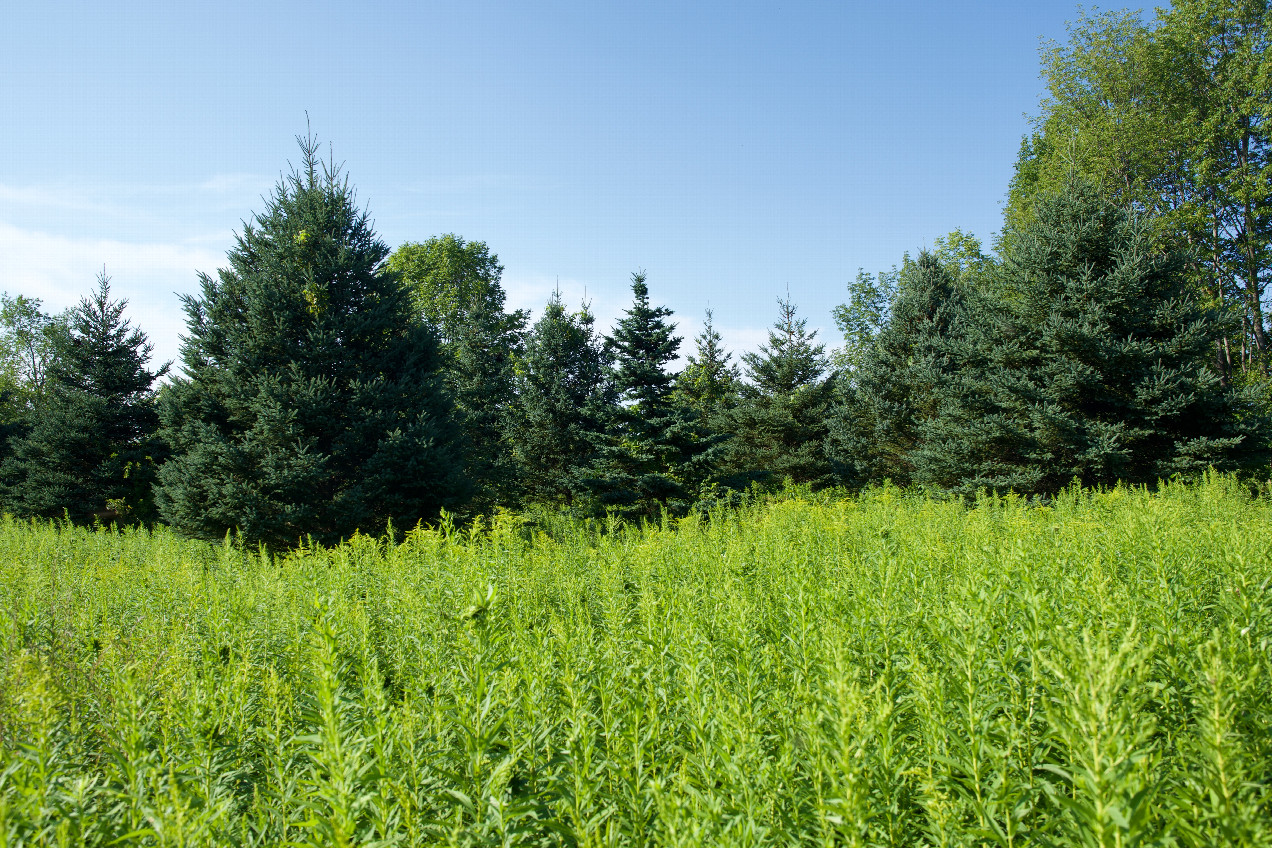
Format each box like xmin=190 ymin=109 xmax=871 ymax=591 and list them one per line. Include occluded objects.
xmin=1 ymin=0 xmax=1144 ymax=371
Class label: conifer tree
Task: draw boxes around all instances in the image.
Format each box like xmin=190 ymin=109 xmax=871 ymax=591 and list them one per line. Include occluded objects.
xmin=1 ymin=272 xmax=166 ymax=523
xmin=508 ymin=292 xmax=615 ymax=506
xmin=825 ymin=253 xmax=975 ymax=488
xmin=585 ymin=273 xmax=723 ymax=520
xmin=722 ymin=296 xmax=836 ymax=487
xmin=446 ymin=298 xmax=525 ymax=508
xmin=155 ymin=135 xmax=468 ymax=547
xmin=673 ymin=308 xmax=741 ymax=420
xmin=917 ymin=181 xmax=1270 ymax=494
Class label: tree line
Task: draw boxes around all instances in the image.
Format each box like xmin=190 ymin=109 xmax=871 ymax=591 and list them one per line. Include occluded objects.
xmin=1 ymin=1 xmax=1267 ymax=547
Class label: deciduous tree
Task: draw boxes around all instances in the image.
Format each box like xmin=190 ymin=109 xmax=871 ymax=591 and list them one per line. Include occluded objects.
xmin=1009 ymin=1 xmax=1272 ymax=377
xmin=388 ymin=235 xmax=527 ymax=507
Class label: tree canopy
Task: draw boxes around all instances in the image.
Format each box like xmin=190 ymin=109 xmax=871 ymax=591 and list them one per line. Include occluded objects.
xmin=1009 ymin=0 xmax=1272 ymax=378
xmin=1 ymin=272 xmax=167 ymax=523
xmin=155 ymin=135 xmax=468 ymax=547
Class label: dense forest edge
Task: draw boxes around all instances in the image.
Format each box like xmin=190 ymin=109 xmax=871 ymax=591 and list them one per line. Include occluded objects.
xmin=2 ymin=6 xmax=1271 ymax=843
xmin=1 ymin=0 xmax=1270 ymax=548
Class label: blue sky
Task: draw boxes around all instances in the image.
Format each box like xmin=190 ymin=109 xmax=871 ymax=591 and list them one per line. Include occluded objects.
xmin=1 ymin=1 xmax=1143 ymax=371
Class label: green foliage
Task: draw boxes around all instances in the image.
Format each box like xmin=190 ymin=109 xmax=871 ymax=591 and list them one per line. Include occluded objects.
xmin=921 ymin=181 xmax=1269 ymax=495
xmin=832 ymin=231 xmax=993 ymax=377
xmin=832 ymin=267 xmax=899 ymax=374
xmin=826 ymin=252 xmax=966 ymax=489
xmin=673 ymin=309 xmax=741 ymax=419
xmin=387 ymin=235 xmax=513 ymax=349
xmin=742 ymin=295 xmax=829 ymax=397
xmin=584 ymin=273 xmax=724 ymax=521
xmin=0 ymin=293 xmax=68 ymax=423
xmin=155 ymin=134 xmax=469 ymax=548
xmin=508 ymin=292 xmax=615 ymax=507
xmin=388 ymin=235 xmax=528 ymax=508
xmin=930 ymin=227 xmax=997 ymax=289
xmin=1009 ymin=1 xmax=1272 ymax=376
xmin=835 ymin=184 xmax=1270 ymax=496
xmin=0 ymin=272 xmax=166 ymax=524
xmin=1 ymin=476 xmax=1270 ymax=845
xmin=722 ymin=296 xmax=836 ymax=488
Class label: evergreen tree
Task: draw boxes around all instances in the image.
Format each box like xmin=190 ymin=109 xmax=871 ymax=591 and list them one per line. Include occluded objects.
xmin=508 ymin=292 xmax=615 ymax=506
xmin=585 ymin=273 xmax=724 ymax=520
xmin=830 ymin=233 xmax=992 ymax=379
xmin=446 ymin=298 xmax=525 ymax=508
xmin=673 ymin=308 xmax=741 ymax=419
xmin=918 ymin=181 xmax=1270 ymax=494
xmin=1007 ymin=2 xmax=1272 ymax=378
xmin=743 ymin=295 xmax=829 ymax=396
xmin=1 ymin=271 xmax=167 ymax=523
xmin=825 ymin=253 xmax=971 ymax=489
xmin=155 ymin=135 xmax=468 ymax=547
xmin=722 ymin=296 xmax=836 ymax=487
xmin=387 ymin=236 xmax=527 ymax=507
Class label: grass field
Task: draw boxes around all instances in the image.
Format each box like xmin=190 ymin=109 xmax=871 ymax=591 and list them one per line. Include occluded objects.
xmin=1 ymin=475 xmax=1270 ymax=846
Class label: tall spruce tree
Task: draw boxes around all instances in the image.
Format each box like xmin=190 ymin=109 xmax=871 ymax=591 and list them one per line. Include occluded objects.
xmin=722 ymin=296 xmax=836 ymax=487
xmin=918 ymin=181 xmax=1269 ymax=494
xmin=1 ymin=272 xmax=167 ymax=523
xmin=508 ymin=292 xmax=615 ymax=506
xmin=585 ymin=273 xmax=723 ymax=520
xmin=155 ymin=135 xmax=468 ymax=547
xmin=387 ymin=236 xmax=527 ymax=508
xmin=1007 ymin=2 xmax=1272 ymax=378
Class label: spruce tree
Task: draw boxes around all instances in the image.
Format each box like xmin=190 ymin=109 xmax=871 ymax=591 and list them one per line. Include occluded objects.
xmin=508 ymin=292 xmax=615 ymax=506
xmin=825 ymin=253 xmax=977 ymax=489
xmin=446 ymin=298 xmax=525 ymax=508
xmin=585 ymin=273 xmax=723 ymax=520
xmin=1 ymin=272 xmax=166 ymax=523
xmin=673 ymin=308 xmax=741 ymax=420
xmin=723 ymin=296 xmax=836 ymax=487
xmin=917 ymin=181 xmax=1269 ymax=494
xmin=155 ymin=135 xmax=468 ymax=547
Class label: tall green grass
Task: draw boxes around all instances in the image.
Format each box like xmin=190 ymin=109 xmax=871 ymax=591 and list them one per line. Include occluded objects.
xmin=1 ymin=474 xmax=1269 ymax=846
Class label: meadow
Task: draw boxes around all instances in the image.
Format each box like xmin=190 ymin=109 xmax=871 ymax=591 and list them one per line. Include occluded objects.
xmin=0 ymin=475 xmax=1269 ymax=847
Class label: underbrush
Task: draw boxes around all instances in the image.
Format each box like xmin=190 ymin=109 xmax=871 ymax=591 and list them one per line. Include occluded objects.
xmin=1 ymin=474 xmax=1269 ymax=846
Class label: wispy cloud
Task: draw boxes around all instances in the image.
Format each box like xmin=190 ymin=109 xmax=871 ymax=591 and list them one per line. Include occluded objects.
xmin=0 ymin=175 xmax=274 ymax=224
xmin=0 ymin=182 xmax=115 ymax=215
xmin=0 ymin=217 xmax=812 ymax=380
xmin=0 ymin=175 xmax=269 ymax=373
xmin=0 ymin=222 xmax=220 ymax=371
